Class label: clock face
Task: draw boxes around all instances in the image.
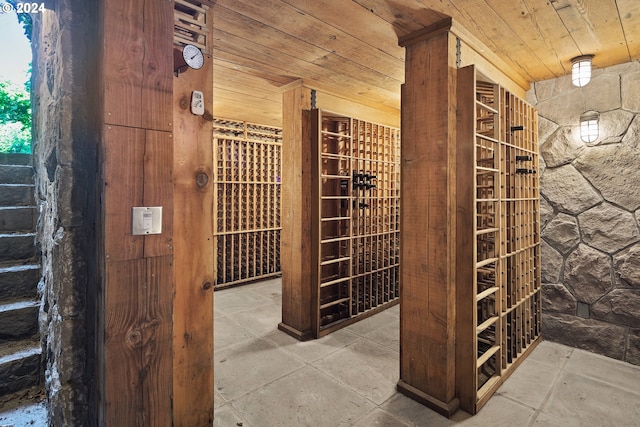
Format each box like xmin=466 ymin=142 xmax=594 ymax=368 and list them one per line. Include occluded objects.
xmin=183 ymin=44 xmax=204 ymax=70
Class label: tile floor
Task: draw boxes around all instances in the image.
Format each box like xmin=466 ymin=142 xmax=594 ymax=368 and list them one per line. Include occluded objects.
xmin=2 ymin=277 xmax=639 ymax=426
xmin=214 ymin=278 xmax=640 ymax=427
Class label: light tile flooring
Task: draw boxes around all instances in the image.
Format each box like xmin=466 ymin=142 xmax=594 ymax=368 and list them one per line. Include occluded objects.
xmin=214 ymin=278 xmax=640 ymax=427
xmin=2 ymin=277 xmax=639 ymax=426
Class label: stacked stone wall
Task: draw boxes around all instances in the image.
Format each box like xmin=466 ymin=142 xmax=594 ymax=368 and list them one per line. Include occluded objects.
xmin=527 ymin=61 xmax=640 ymax=365
xmin=31 ymin=1 xmax=98 ymax=425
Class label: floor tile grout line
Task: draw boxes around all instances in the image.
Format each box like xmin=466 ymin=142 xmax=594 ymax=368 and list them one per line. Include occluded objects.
xmin=305 ymin=363 xmax=394 ymax=409
xmin=216 ymin=362 xmax=310 ymax=406
xmin=525 ymin=346 xmax=574 ymax=427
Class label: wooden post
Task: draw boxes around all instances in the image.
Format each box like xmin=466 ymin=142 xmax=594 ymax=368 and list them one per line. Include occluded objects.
xmin=99 ymin=0 xmax=214 ymax=424
xmin=100 ymin=0 xmax=175 ymax=425
xmin=396 ymin=18 xmax=460 ymax=417
xmin=278 ymin=81 xmax=314 ymax=340
xmin=171 ymin=53 xmax=215 ymax=427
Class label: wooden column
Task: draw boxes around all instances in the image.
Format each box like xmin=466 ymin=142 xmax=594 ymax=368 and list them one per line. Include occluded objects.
xmin=278 ymin=81 xmax=314 ymax=340
xmin=396 ymin=18 xmax=460 ymax=417
xmin=100 ymin=0 xmax=175 ymax=425
xmin=171 ymin=50 xmax=215 ymax=427
xmin=171 ymin=16 xmax=215 ymax=427
xmin=99 ymin=0 xmax=214 ymax=424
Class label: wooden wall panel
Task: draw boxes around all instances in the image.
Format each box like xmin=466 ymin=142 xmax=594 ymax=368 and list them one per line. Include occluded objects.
xmin=140 ymin=1 xmax=173 ymax=131
xmin=278 ymin=83 xmax=314 ymax=340
xmin=141 ymin=255 xmax=174 ymax=427
xmin=103 ymin=0 xmax=143 ymax=128
xmin=104 ymin=259 xmax=144 ymax=424
xmin=143 ymin=130 xmax=174 ymax=258
xmin=104 ymin=126 xmax=145 ymax=261
xmin=104 ymin=256 xmax=173 ymax=426
xmin=172 ymin=63 xmax=215 ymax=425
xmin=103 ymin=128 xmax=174 ymax=261
xmin=103 ymin=0 xmax=172 ymax=131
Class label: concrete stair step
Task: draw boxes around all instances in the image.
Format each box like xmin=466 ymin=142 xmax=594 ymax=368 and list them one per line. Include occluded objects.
xmin=0 ymin=165 xmax=34 ymax=185
xmin=0 ymin=338 xmax=41 ymax=398
xmin=0 ymin=233 xmax=37 ymax=262
xmin=0 ymin=300 xmax=39 ymax=343
xmin=0 ymin=206 xmax=36 ymax=233
xmin=0 ymin=184 xmax=35 ymax=207
xmin=0 ymin=153 xmax=31 ymax=166
xmin=0 ymin=264 xmax=39 ymax=301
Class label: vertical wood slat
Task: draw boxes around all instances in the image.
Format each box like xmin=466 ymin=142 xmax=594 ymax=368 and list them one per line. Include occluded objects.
xmin=455 ymin=65 xmax=477 ymax=413
xmin=104 ymin=256 xmax=173 ymax=426
xmin=144 ymin=130 xmax=174 ymax=258
xmin=104 ymin=259 xmax=144 ymax=424
xmin=103 ymin=0 xmax=172 ymax=131
xmin=172 ymin=59 xmax=215 ymax=425
xmin=142 ymin=255 xmax=174 ymax=427
xmin=104 ymin=126 xmax=145 ymax=261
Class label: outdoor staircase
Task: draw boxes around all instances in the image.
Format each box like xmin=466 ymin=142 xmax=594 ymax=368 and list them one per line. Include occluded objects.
xmin=0 ymin=152 xmax=41 ymax=398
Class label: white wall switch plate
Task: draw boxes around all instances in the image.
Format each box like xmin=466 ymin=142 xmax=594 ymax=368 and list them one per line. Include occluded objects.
xmin=132 ymin=206 xmax=163 ymax=235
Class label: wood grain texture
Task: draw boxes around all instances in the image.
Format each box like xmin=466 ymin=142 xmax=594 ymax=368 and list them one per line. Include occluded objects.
xmin=618 ymin=0 xmax=640 ymax=59
xmin=141 ymin=255 xmax=173 ymax=427
xmin=104 ymin=257 xmax=173 ymax=426
xmin=455 ymin=65 xmax=477 ymax=413
xmin=103 ymin=0 xmax=172 ymax=131
xmin=104 ymin=259 xmax=144 ymax=425
xmin=104 ymin=125 xmax=145 ymax=261
xmin=143 ymin=130 xmax=174 ymax=258
xmin=279 ymin=83 xmax=313 ymax=339
xmin=399 ymin=26 xmax=458 ymax=407
xmin=172 ymin=59 xmax=215 ymax=425
xmin=141 ymin=0 xmax=173 ymax=131
xmin=100 ymin=1 xmax=175 ymax=424
xmin=208 ymin=0 xmax=637 ymax=128
xmin=103 ymin=0 xmax=143 ymax=128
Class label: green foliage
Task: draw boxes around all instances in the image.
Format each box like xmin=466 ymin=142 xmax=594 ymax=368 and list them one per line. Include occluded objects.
xmin=0 ymin=82 xmax=30 ymax=126
xmin=0 ymin=82 xmax=31 ymax=153
xmin=0 ymin=122 xmax=30 ymax=153
xmin=0 ymin=6 xmax=33 ymax=153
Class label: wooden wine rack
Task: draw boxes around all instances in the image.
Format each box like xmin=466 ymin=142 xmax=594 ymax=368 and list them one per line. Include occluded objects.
xmin=213 ymin=118 xmax=282 ymax=289
xmin=457 ymin=65 xmax=541 ymax=413
xmin=312 ymin=109 xmax=400 ymax=336
xmin=173 ymin=0 xmax=212 ymax=54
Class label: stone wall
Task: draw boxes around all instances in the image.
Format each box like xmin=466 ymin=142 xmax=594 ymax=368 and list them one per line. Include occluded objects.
xmin=527 ymin=61 xmax=640 ymax=365
xmin=32 ymin=1 xmax=98 ymax=425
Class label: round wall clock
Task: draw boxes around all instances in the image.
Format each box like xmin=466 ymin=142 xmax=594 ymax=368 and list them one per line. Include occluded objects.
xmin=183 ymin=44 xmax=204 ymax=70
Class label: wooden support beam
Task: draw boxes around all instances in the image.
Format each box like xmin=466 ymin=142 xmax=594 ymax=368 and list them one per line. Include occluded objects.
xmin=397 ymin=18 xmax=460 ymax=417
xmin=279 ymin=81 xmax=314 ymax=340
xmin=172 ymin=53 xmax=215 ymax=426
xmin=99 ymin=0 xmax=177 ymax=424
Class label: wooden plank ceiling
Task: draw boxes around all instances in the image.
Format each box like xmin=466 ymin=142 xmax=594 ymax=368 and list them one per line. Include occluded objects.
xmin=211 ymin=0 xmax=640 ymax=126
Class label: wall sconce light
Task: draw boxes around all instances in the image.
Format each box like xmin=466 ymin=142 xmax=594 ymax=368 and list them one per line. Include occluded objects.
xmin=580 ymin=111 xmax=599 ymax=143
xmin=571 ymin=55 xmax=594 ymax=87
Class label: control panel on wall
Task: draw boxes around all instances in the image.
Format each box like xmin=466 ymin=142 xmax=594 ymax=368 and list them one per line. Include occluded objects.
xmin=131 ymin=207 xmax=163 ymax=235
xmin=191 ymin=91 xmax=204 ymax=116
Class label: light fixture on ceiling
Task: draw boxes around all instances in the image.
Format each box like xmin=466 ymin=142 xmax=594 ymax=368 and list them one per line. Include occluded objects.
xmin=580 ymin=111 xmax=599 ymax=143
xmin=571 ymin=55 xmax=594 ymax=87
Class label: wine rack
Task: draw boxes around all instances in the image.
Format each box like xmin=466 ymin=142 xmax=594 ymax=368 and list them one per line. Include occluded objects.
xmin=312 ymin=109 xmax=400 ymax=336
xmin=213 ymin=118 xmax=282 ymax=289
xmin=173 ymin=0 xmax=212 ymax=54
xmin=457 ymin=65 xmax=541 ymax=413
